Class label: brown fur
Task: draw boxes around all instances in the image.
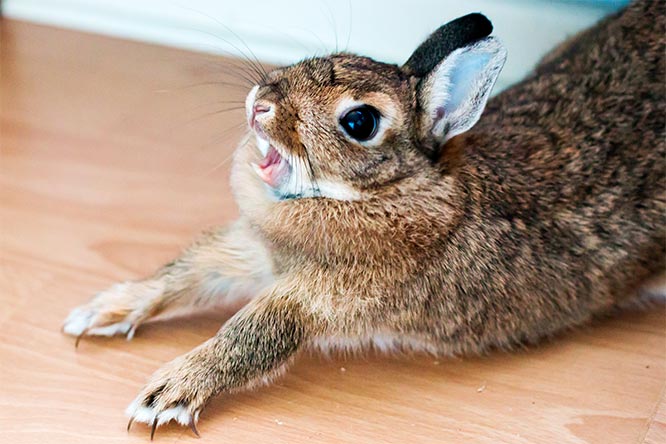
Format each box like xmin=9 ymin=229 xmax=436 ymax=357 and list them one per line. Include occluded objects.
xmin=64 ymin=0 xmax=665 ymax=435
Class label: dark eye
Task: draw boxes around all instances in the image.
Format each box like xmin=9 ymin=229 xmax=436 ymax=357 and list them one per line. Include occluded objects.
xmin=339 ymin=105 xmax=380 ymax=142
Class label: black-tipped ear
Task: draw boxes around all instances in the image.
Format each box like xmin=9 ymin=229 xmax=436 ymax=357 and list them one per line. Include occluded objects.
xmin=416 ymin=37 xmax=507 ymax=156
xmin=403 ymin=13 xmax=493 ymax=78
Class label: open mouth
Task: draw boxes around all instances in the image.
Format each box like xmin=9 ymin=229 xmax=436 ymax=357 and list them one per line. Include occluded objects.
xmin=252 ymin=143 xmax=291 ymax=188
xmin=247 ymin=100 xmax=291 ymax=190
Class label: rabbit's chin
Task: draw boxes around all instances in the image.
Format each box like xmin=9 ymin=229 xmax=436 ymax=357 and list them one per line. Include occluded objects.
xmin=266 ymin=170 xmax=362 ymax=202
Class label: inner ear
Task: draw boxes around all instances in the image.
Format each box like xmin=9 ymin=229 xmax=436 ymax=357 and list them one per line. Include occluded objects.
xmin=418 ymin=37 xmax=507 ymax=149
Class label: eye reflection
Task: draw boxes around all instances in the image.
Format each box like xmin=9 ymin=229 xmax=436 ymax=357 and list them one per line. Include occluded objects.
xmin=340 ymin=105 xmax=380 ymax=141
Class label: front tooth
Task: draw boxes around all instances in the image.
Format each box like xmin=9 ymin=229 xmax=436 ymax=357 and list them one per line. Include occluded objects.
xmin=251 ymin=162 xmax=270 ymax=183
xmin=256 ymin=137 xmax=270 ymax=156
xmin=251 ymin=162 xmax=262 ymax=177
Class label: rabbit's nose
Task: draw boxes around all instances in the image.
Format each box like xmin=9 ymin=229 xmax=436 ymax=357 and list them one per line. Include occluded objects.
xmin=251 ymin=103 xmax=272 ymax=128
xmin=253 ymin=103 xmax=271 ymax=115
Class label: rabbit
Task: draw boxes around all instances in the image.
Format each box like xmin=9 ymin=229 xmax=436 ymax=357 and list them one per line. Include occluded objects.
xmin=63 ymin=0 xmax=665 ymax=438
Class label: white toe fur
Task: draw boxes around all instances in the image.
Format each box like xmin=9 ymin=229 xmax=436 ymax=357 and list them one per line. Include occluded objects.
xmin=126 ymin=398 xmax=195 ymax=426
xmin=88 ymin=321 xmax=132 ymax=337
xmin=62 ymin=282 xmax=136 ymax=338
xmin=62 ymin=306 xmax=132 ymax=338
xmin=62 ymin=307 xmax=94 ymax=336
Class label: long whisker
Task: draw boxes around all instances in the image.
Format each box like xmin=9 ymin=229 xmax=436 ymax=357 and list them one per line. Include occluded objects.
xmin=303 ymin=146 xmax=319 ymax=195
xmin=187 ymin=34 xmax=265 ymax=84
xmin=210 ymin=60 xmax=262 ymax=85
xmin=344 ymin=0 xmax=353 ymax=52
xmin=205 ymin=16 xmax=270 ymax=82
xmin=296 ymin=153 xmax=304 ymax=198
xmin=187 ymin=100 xmax=247 ymax=111
xmin=183 ymin=100 xmax=248 ymax=115
xmin=183 ymin=106 xmax=246 ymax=125
xmin=321 ymin=1 xmax=340 ymax=53
xmin=177 ymin=6 xmax=269 ymax=83
xmin=160 ymin=24 xmax=263 ymax=86
xmin=202 ymin=124 xmax=248 ymax=156
xmin=288 ymin=150 xmax=301 ymax=199
xmin=261 ymin=24 xmax=323 ymax=57
xmin=299 ymin=27 xmax=331 ymax=55
xmin=159 ymin=80 xmax=250 ymax=92
xmin=169 ymin=121 xmax=245 ymax=169
xmin=195 ymin=48 xmax=264 ymax=85
xmin=186 ymin=55 xmax=259 ymax=87
xmin=202 ymin=130 xmax=250 ymax=176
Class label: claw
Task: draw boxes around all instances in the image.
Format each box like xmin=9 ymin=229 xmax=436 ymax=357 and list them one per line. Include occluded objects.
xmin=127 ymin=417 xmax=134 ymax=432
xmin=150 ymin=417 xmax=158 ymax=441
xmin=189 ymin=418 xmax=200 ymax=438
xmin=74 ymin=329 xmax=88 ymax=349
xmin=127 ymin=324 xmax=138 ymax=341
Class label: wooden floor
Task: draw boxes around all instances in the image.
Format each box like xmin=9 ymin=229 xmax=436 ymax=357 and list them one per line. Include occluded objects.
xmin=1 ymin=20 xmax=664 ymax=444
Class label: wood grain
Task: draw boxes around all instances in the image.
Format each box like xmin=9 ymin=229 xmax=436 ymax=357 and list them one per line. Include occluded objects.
xmin=1 ymin=20 xmax=664 ymax=444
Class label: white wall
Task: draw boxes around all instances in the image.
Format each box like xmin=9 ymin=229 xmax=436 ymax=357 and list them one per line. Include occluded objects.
xmin=4 ymin=0 xmax=628 ymax=90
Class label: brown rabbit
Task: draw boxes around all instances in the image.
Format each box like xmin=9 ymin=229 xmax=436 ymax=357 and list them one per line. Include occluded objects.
xmin=63 ymin=0 xmax=665 ymax=437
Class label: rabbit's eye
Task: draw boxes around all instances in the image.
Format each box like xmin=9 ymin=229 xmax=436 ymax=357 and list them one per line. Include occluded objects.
xmin=340 ymin=105 xmax=380 ymax=142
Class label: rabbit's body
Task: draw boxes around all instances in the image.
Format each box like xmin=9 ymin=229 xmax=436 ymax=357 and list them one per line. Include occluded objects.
xmin=63 ymin=0 xmax=665 ymax=435
xmin=464 ymin=0 xmax=666 ymax=344
xmin=232 ymin=0 xmax=665 ymax=355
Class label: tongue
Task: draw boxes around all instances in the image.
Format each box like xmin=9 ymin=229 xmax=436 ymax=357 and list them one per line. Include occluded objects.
xmin=259 ymin=145 xmax=282 ymax=169
xmin=253 ymin=145 xmax=289 ymax=188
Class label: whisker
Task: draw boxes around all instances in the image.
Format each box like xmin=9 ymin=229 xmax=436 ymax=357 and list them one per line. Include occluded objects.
xmin=297 ymin=152 xmax=305 ymax=196
xmin=185 ymin=55 xmax=259 ymax=87
xmin=195 ymin=35 xmax=265 ymax=84
xmin=167 ymin=121 xmax=245 ymax=169
xmin=210 ymin=61 xmax=261 ymax=85
xmin=158 ymin=23 xmax=263 ymax=86
xmin=296 ymin=154 xmax=304 ymax=197
xmin=176 ymin=6 xmax=269 ymax=83
xmin=159 ymin=81 xmax=250 ymax=92
xmin=344 ymin=0 xmax=353 ymax=52
xmin=261 ymin=24 xmax=324 ymax=56
xmin=202 ymin=132 xmax=249 ymax=176
xmin=268 ymin=25 xmax=330 ymax=56
xmin=186 ymin=100 xmax=247 ymax=112
xmin=205 ymin=124 xmax=248 ymax=150
xmin=304 ymin=147 xmax=319 ymax=195
xmin=183 ymin=106 xmax=246 ymax=125
xmin=320 ymin=1 xmax=340 ymax=53
xmin=194 ymin=34 xmax=264 ymax=83
xmin=289 ymin=150 xmax=301 ymax=198
xmin=202 ymin=54 xmax=263 ymax=85
xmin=209 ymin=19 xmax=270 ymax=81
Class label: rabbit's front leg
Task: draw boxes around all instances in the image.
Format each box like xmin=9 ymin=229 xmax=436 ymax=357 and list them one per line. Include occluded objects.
xmin=62 ymin=221 xmax=273 ymax=342
xmin=126 ymin=286 xmax=314 ymax=436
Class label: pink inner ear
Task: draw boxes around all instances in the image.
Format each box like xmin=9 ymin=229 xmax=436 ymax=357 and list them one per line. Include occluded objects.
xmin=432 ymin=106 xmax=452 ymax=139
xmin=435 ymin=106 xmax=446 ymax=121
xmin=432 ymin=106 xmax=446 ymax=129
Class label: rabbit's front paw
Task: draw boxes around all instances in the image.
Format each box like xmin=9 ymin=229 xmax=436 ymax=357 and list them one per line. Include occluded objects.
xmin=126 ymin=352 xmax=215 ymax=438
xmin=62 ymin=280 xmax=164 ymax=344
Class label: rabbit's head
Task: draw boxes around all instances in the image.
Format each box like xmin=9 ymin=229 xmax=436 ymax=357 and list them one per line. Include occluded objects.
xmin=243 ymin=13 xmax=506 ymax=200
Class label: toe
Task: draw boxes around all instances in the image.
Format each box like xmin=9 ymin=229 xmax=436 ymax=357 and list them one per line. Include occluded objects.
xmin=87 ymin=321 xmax=133 ymax=337
xmin=63 ymin=307 xmax=94 ymax=336
xmin=126 ymin=400 xmax=194 ymax=427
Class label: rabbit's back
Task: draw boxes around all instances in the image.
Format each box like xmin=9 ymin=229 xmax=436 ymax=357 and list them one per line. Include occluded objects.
xmin=430 ymin=0 xmax=665 ymax=352
xmin=468 ymin=0 xmax=665 ymax=262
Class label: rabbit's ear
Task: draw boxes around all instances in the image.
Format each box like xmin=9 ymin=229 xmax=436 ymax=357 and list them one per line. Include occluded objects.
xmin=416 ymin=37 xmax=506 ymax=150
xmin=403 ymin=13 xmax=493 ymax=78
